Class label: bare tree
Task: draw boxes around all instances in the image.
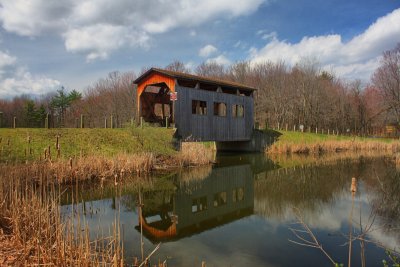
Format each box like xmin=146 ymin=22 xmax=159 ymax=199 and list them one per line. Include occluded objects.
xmin=372 ymin=43 xmax=400 ymax=123
xmin=165 ymin=60 xmax=191 ymax=73
xmin=195 ymin=62 xmax=226 ymax=79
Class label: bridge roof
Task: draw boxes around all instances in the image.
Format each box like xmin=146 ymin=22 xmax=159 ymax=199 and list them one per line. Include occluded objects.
xmin=134 ymin=68 xmax=257 ymax=92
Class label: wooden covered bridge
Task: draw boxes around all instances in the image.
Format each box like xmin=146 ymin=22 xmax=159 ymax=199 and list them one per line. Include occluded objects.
xmin=134 ymin=68 xmax=256 ymax=142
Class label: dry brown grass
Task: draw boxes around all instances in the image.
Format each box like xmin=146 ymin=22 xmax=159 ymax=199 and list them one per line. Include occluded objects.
xmin=0 ymin=153 xmax=155 ymax=186
xmin=267 ymin=140 xmax=400 ymax=155
xmin=0 ymin=173 xmax=123 ymax=266
xmin=0 ymin=145 xmax=215 ymax=186
xmin=178 ymin=142 xmax=216 ymax=167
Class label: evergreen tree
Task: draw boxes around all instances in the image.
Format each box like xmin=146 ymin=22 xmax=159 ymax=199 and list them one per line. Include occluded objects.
xmin=50 ymin=87 xmax=82 ymax=127
xmin=24 ymin=100 xmax=36 ymax=127
xmin=35 ymin=104 xmax=47 ymax=127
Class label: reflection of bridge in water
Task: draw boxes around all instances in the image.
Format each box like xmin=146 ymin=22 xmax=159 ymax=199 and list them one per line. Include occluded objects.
xmin=138 ymin=164 xmax=254 ymax=242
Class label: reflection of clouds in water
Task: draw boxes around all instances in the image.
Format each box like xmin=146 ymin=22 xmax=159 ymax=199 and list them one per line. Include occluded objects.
xmin=256 ymin=181 xmax=400 ymax=253
xmin=160 ymin=239 xmax=276 ymax=267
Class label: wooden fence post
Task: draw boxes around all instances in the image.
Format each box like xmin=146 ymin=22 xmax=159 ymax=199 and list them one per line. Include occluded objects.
xmin=45 ymin=114 xmax=49 ymax=129
xmin=13 ymin=116 xmax=16 ymax=128
xmin=80 ymin=114 xmax=84 ymax=128
xmin=104 ymin=117 xmax=107 ymax=128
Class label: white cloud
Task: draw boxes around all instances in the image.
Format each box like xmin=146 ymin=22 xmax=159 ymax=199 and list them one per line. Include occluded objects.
xmin=63 ymin=24 xmax=149 ymax=61
xmin=0 ymin=0 xmax=71 ymax=36
xmin=0 ymin=50 xmax=60 ymax=97
xmin=261 ymin=31 xmax=277 ymax=41
xmin=199 ymin=44 xmax=218 ymax=57
xmin=206 ymin=54 xmax=231 ymax=65
xmin=0 ymin=69 xmax=61 ymax=97
xmin=0 ymin=0 xmax=266 ymax=60
xmin=0 ymin=51 xmax=16 ymax=68
xmin=249 ymin=8 xmax=400 ymax=80
xmin=141 ymin=0 xmax=265 ymax=33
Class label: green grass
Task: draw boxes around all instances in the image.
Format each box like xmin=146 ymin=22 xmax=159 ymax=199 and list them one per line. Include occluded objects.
xmin=268 ymin=129 xmax=395 ymax=145
xmin=0 ymin=126 xmax=177 ymax=162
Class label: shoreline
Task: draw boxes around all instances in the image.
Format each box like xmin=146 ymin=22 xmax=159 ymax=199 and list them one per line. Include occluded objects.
xmin=265 ymin=130 xmax=400 ymax=155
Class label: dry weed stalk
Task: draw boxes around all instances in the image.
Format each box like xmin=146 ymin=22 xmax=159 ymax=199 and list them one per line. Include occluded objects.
xmin=289 ymin=207 xmax=338 ymax=266
xmin=0 ymin=171 xmax=124 ymax=265
xmin=178 ymin=142 xmax=215 ymax=166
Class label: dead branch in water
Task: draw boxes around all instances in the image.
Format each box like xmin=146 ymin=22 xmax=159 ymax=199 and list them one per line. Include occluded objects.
xmin=289 ymin=207 xmax=338 ymax=266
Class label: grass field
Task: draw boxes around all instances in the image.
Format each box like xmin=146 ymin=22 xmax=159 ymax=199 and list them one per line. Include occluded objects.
xmin=0 ymin=126 xmax=177 ymax=162
xmin=265 ymin=129 xmax=400 ymax=154
xmin=269 ymin=129 xmax=393 ymax=143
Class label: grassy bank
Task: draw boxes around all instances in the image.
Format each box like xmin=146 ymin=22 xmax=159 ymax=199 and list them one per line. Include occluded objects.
xmin=0 ymin=127 xmax=176 ymax=161
xmin=265 ymin=130 xmax=400 ymax=154
xmin=0 ymin=127 xmax=214 ymax=184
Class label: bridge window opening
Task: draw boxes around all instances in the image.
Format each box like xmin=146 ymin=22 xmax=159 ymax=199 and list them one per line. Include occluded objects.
xmin=192 ymin=196 xmax=208 ymax=213
xmin=192 ymin=100 xmax=207 ymax=115
xmin=232 ymin=105 xmax=244 ymax=117
xmin=213 ymin=102 xmax=227 ymax=117
xmin=232 ymin=187 xmax=244 ymax=202
xmin=213 ymin=192 xmax=227 ymax=207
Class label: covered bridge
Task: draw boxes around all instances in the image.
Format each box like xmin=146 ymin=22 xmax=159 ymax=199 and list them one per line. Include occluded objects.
xmin=134 ymin=68 xmax=256 ymax=142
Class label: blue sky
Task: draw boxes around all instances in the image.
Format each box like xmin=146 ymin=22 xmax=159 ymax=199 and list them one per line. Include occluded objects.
xmin=0 ymin=0 xmax=399 ymax=98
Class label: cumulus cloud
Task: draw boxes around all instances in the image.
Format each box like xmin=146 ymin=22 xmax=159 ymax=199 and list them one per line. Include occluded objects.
xmin=0 ymin=0 xmax=266 ymax=61
xmin=249 ymin=8 xmax=400 ymax=80
xmin=0 ymin=0 xmax=71 ymax=36
xmin=206 ymin=54 xmax=231 ymax=65
xmin=63 ymin=24 xmax=149 ymax=61
xmin=199 ymin=44 xmax=218 ymax=57
xmin=0 ymin=51 xmax=16 ymax=69
xmin=0 ymin=50 xmax=60 ymax=97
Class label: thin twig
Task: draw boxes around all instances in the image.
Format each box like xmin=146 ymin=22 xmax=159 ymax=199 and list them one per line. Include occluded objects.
xmin=289 ymin=207 xmax=337 ymax=266
xmin=138 ymin=243 xmax=161 ymax=267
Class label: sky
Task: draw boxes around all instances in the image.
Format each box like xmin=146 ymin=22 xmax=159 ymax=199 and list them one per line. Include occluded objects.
xmin=0 ymin=0 xmax=399 ymax=98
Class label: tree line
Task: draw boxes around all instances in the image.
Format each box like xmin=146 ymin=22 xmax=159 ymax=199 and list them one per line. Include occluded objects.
xmin=0 ymin=43 xmax=399 ymax=136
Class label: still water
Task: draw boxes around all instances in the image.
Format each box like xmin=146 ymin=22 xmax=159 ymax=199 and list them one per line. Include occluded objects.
xmin=62 ymin=154 xmax=400 ymax=266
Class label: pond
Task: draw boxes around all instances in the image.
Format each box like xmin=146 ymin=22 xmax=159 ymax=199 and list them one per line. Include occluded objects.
xmin=61 ymin=153 xmax=400 ymax=267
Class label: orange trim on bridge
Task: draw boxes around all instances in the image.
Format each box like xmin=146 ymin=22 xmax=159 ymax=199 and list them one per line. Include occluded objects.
xmin=139 ymin=212 xmax=177 ymax=239
xmin=137 ymin=72 xmax=175 ymax=112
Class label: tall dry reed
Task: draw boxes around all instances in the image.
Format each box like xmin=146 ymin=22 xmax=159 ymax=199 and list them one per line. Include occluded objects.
xmin=0 ymin=169 xmax=123 ymax=265
xmin=178 ymin=142 xmax=215 ymax=166
xmin=267 ymin=140 xmax=400 ymax=155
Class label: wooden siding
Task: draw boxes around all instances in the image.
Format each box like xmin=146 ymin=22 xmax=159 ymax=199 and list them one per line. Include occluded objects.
xmin=175 ymin=85 xmax=254 ymax=141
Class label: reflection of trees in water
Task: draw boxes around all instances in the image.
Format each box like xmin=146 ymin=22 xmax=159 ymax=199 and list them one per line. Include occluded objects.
xmin=254 ymin=157 xmax=394 ymax=220
xmin=375 ymin=171 xmax=400 ymax=220
xmin=369 ymin=167 xmax=400 ymax=240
